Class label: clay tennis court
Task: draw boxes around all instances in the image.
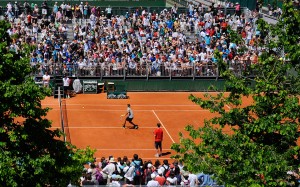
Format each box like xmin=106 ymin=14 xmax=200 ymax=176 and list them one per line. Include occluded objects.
xmin=42 ymin=92 xmax=252 ymax=161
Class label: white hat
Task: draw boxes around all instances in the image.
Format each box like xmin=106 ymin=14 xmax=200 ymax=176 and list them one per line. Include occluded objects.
xmin=109 ymin=157 xmax=116 ymax=163
xmin=147 ymin=163 xmax=153 ymax=168
xmin=182 ymin=171 xmax=189 ymax=177
xmin=151 ymin=173 xmax=156 ymax=179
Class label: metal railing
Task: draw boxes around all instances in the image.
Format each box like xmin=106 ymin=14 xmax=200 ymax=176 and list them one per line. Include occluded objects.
xmin=0 ymin=5 xmax=244 ymax=18
xmin=32 ymin=61 xmax=253 ymax=79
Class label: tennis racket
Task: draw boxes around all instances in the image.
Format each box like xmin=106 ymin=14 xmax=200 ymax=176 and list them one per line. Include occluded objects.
xmin=120 ymin=114 xmax=125 ymax=120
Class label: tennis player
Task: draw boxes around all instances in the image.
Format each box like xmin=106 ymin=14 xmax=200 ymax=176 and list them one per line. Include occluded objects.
xmin=154 ymin=123 xmax=163 ymax=157
xmin=122 ymin=104 xmax=138 ymax=129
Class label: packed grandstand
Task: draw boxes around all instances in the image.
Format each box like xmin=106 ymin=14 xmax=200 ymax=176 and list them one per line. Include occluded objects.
xmin=3 ymin=1 xmax=264 ymax=80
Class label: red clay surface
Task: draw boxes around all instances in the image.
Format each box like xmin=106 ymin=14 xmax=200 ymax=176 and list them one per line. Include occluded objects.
xmin=42 ymin=92 xmax=253 ymax=161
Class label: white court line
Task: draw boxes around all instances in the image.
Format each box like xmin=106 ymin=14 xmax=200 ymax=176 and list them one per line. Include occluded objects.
xmin=43 ymin=104 xmax=199 ymax=107
xmin=49 ymin=109 xmax=207 ymax=112
xmin=95 ymin=148 xmax=172 ymax=151
xmin=49 ymin=126 xmax=157 ymax=129
xmin=152 ymin=110 xmax=175 ymax=143
xmin=193 ymin=120 xmax=201 ymax=126
xmin=123 ymin=92 xmax=222 ymax=94
xmin=225 ymin=104 xmax=231 ymax=109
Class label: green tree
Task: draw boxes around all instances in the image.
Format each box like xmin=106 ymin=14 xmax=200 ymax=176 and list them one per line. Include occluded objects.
xmin=172 ymin=2 xmax=300 ymax=186
xmin=0 ymin=21 xmax=95 ymax=186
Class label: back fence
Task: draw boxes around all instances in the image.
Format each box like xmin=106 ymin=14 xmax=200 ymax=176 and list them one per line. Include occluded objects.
xmin=0 ymin=3 xmax=243 ymax=17
xmin=32 ymin=61 xmax=253 ymax=80
xmin=0 ymin=0 xmax=166 ymax=8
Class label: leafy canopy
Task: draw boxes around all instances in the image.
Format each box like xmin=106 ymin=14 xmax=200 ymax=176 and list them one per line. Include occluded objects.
xmin=172 ymin=2 xmax=300 ymax=186
xmin=0 ymin=20 xmax=95 ymax=186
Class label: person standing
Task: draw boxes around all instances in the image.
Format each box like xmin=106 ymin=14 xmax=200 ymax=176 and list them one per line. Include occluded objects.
xmin=14 ymin=2 xmax=20 ymax=18
xmin=102 ymin=157 xmax=119 ymax=185
xmin=235 ymin=2 xmax=241 ymax=17
xmin=122 ymin=104 xmax=138 ymax=129
xmin=123 ymin=161 xmax=135 ymax=185
xmin=41 ymin=1 xmax=48 ymax=19
xmin=154 ymin=123 xmax=163 ymax=157
xmin=132 ymin=154 xmax=142 ymax=185
xmin=63 ymin=74 xmax=70 ymax=99
xmin=105 ymin=5 xmax=112 ymax=19
xmin=42 ymin=71 xmax=50 ymax=87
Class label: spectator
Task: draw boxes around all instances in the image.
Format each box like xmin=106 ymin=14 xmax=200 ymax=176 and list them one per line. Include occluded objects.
xmin=147 ymin=173 xmax=160 ymax=187
xmin=166 ymin=171 xmax=177 ymax=186
xmin=132 ymin=154 xmax=143 ymax=185
xmin=188 ymin=171 xmax=199 ymax=187
xmin=102 ymin=157 xmax=119 ymax=184
xmin=106 ymin=5 xmax=112 ymax=19
xmin=144 ymin=163 xmax=154 ymax=184
xmin=41 ymin=1 xmax=48 ymax=19
xmin=235 ymin=2 xmax=241 ymax=16
xmin=81 ymin=173 xmax=95 ymax=186
xmin=124 ymin=161 xmax=135 ymax=185
xmin=53 ymin=2 xmax=59 ymax=14
xmin=110 ymin=174 xmax=123 ymax=186
xmin=42 ymin=71 xmax=50 ymax=87
xmin=155 ymin=169 xmax=166 ymax=186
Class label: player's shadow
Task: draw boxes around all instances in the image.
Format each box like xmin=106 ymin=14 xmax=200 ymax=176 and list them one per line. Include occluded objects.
xmin=127 ymin=126 xmax=138 ymax=129
xmin=161 ymin=152 xmax=171 ymax=156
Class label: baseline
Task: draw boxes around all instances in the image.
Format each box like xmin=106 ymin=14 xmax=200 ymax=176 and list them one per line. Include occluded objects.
xmin=49 ymin=126 xmax=158 ymax=129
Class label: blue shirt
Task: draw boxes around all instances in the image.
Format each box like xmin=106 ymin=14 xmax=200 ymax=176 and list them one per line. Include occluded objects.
xmin=204 ymin=36 xmax=211 ymax=45
xmin=150 ymin=56 xmax=156 ymax=62
xmin=166 ymin=20 xmax=173 ymax=30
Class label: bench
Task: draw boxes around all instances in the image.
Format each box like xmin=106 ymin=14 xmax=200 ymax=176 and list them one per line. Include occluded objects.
xmin=107 ymin=85 xmax=128 ymax=99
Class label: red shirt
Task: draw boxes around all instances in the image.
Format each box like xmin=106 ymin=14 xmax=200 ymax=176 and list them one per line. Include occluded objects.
xmin=27 ymin=15 xmax=32 ymax=23
xmin=221 ymin=22 xmax=228 ymax=29
xmin=154 ymin=128 xmax=163 ymax=142
xmin=155 ymin=176 xmax=166 ymax=186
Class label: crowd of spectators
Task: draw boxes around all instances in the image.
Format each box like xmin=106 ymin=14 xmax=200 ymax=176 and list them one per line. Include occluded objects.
xmin=79 ymin=154 xmax=218 ymax=186
xmin=266 ymin=3 xmax=282 ymax=17
xmin=2 ymin=1 xmax=265 ymax=79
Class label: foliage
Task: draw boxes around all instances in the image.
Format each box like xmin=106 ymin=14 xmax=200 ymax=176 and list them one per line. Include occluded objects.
xmin=172 ymin=2 xmax=300 ymax=186
xmin=228 ymin=28 xmax=244 ymax=46
xmin=0 ymin=20 xmax=95 ymax=186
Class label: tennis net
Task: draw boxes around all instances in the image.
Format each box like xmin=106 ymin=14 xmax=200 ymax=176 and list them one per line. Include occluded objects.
xmin=58 ymin=87 xmax=71 ymax=143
